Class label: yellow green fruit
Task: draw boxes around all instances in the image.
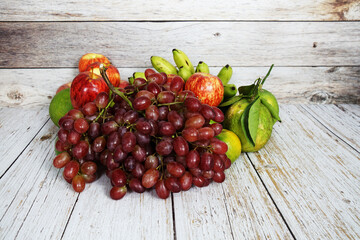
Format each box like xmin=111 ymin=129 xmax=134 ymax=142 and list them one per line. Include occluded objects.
xmin=259 ymin=89 xmax=281 ymax=124
xmin=224 ymin=98 xmax=273 ymax=152
xmin=215 ymin=129 xmax=242 ymax=163
xmin=49 ymin=88 xmax=73 ymax=127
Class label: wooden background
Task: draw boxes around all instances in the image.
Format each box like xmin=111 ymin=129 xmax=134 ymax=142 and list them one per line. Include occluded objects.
xmin=0 ymin=1 xmax=360 ymax=239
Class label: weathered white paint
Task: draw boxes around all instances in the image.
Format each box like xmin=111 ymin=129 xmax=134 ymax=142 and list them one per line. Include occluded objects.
xmin=1 ymin=0 xmax=359 ymax=21
xmin=248 ymin=105 xmax=360 ymax=239
xmin=0 ymin=22 xmax=359 ymax=68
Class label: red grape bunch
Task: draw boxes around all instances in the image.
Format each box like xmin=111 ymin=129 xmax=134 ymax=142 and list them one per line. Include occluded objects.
xmin=53 ymin=68 xmax=231 ymax=200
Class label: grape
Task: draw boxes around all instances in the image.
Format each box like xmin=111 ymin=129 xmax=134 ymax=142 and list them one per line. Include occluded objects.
xmin=198 ymin=127 xmax=215 ymax=140
xmin=100 ymin=149 xmax=110 ymax=166
xmin=95 ymin=92 xmax=109 ymax=109
xmin=101 ymin=121 xmax=118 ymax=135
xmin=148 ymin=119 xmax=159 ymax=136
xmin=132 ymin=145 xmax=146 ymax=162
xmin=158 ymin=106 xmax=169 ymax=120
xmin=185 ymin=115 xmax=205 ymax=129
xmin=210 ymin=123 xmax=223 ymax=136
xmin=184 ymin=97 xmax=202 ymax=112
xmin=145 ymin=155 xmax=159 ymax=169
xmin=145 ymin=105 xmax=160 ymax=121
xmin=167 ymin=111 xmax=184 ymax=130
xmin=133 ymin=96 xmax=152 ymax=111
xmin=82 ymin=102 xmax=98 ymax=116
xmin=135 ymin=90 xmax=155 ymax=101
xmin=123 ymin=110 xmax=139 ymax=124
xmin=107 ymin=132 xmax=121 ymax=152
xmin=110 ymin=186 xmax=127 ymax=200
xmin=200 ymin=152 xmax=214 ymax=171
xmin=142 ymin=168 xmax=160 ymax=188
xmin=132 ymin=162 xmax=146 ymax=178
xmin=61 ymin=117 xmax=74 ymax=131
xmin=67 ymin=130 xmax=81 ymax=145
xmin=158 ymin=122 xmax=176 ymax=136
xmin=124 ymin=156 xmax=136 ymax=171
xmin=182 ymin=127 xmax=198 ymax=142
xmin=106 ymin=154 xmax=119 ymax=170
xmin=170 ymin=76 xmax=184 ymax=93
xmin=53 ymin=152 xmax=71 ymax=168
xmin=129 ymin=178 xmax=146 ymax=193
xmin=164 ymin=177 xmax=181 ymax=193
xmin=157 ymin=91 xmax=175 ymax=104
xmin=88 ymin=122 xmax=101 ymax=139
xmin=82 ymin=173 xmax=97 ymax=183
xmin=134 ymin=131 xmax=151 ymax=148
xmin=173 ymin=136 xmax=189 ymax=156
xmin=72 ymin=175 xmax=86 ymax=192
xmin=186 ymin=150 xmax=200 ymax=168
xmin=147 ymin=73 xmax=164 ymax=85
xmin=146 ymin=82 xmax=161 ymax=96
xmin=200 ymin=104 xmax=215 ymax=121
xmin=156 ymin=139 xmax=173 ymax=156
xmin=213 ymin=171 xmax=225 ymax=183
xmin=67 ymin=109 xmax=84 ymax=120
xmin=212 ymin=107 xmax=224 ymax=123
xmin=111 ymin=168 xmax=127 ymax=187
xmin=58 ymin=128 xmax=68 ymax=143
xmin=145 ymin=68 xmax=156 ymax=79
xmin=211 ymin=140 xmax=228 ymax=154
xmin=202 ymin=170 xmax=214 ymax=179
xmin=176 ymin=90 xmax=195 ymax=102
xmin=122 ymin=132 xmax=137 ymax=153
xmin=159 ymin=72 xmax=168 ymax=85
xmin=133 ymin=78 xmax=147 ymax=89
xmin=72 ymin=140 xmax=89 ymax=160
xmin=179 ymin=171 xmax=192 ymax=191
xmin=167 ymin=162 xmax=185 ymax=177
xmin=74 ymin=118 xmax=89 ymax=134
xmin=92 ymin=136 xmax=106 ymax=153
xmin=136 ymin=120 xmax=152 ymax=135
xmin=55 ymin=139 xmax=69 ymax=152
xmin=193 ymin=176 xmax=205 ymax=187
xmin=213 ymin=154 xmax=225 ymax=172
xmin=81 ymin=161 xmax=97 ymax=175
xmin=155 ymin=180 xmax=170 ymax=199
xmin=64 ymin=160 xmax=80 ymax=180
xmin=113 ymin=145 xmax=127 ymax=163
xmin=176 ymin=155 xmax=187 ymax=167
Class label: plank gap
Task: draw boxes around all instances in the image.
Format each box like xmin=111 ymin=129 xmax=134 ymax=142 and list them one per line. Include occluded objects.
xmin=300 ymin=105 xmax=360 ymax=154
xmin=220 ymin=184 xmax=235 ymax=240
xmin=60 ymin=194 xmax=80 ymax=240
xmin=0 ymin=118 xmax=50 ymax=179
xmin=171 ymin=193 xmax=177 ymax=240
xmin=245 ymin=153 xmax=297 ymax=240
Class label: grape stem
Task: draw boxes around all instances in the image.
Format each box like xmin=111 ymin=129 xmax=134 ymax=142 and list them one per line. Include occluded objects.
xmin=157 ymin=101 xmax=183 ymax=107
xmin=94 ymin=97 xmax=114 ymax=123
xmin=99 ymin=64 xmax=134 ymax=110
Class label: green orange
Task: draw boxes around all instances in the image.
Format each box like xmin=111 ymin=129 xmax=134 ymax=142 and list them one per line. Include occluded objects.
xmin=49 ymin=88 xmax=73 ymax=127
xmin=215 ymin=129 xmax=242 ymax=163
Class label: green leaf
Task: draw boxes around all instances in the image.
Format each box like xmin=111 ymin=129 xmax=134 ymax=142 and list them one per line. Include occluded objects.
xmin=238 ymin=84 xmax=255 ymax=96
xmin=240 ymin=105 xmax=254 ymax=146
xmin=248 ymin=97 xmax=261 ymax=145
xmin=218 ymin=95 xmax=243 ymax=107
xmin=261 ymin=98 xmax=281 ymax=122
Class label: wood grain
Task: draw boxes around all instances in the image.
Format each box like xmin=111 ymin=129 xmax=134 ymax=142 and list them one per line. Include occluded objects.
xmin=248 ymin=105 xmax=360 ymax=239
xmin=1 ymin=0 xmax=359 ymax=21
xmin=0 ymin=66 xmax=358 ymax=110
xmin=0 ymin=22 xmax=359 ymax=68
xmin=0 ymin=121 xmax=78 ymax=239
xmin=0 ymin=107 xmax=50 ymax=177
xmin=302 ymin=104 xmax=360 ymax=150
xmin=61 ymin=175 xmax=174 ymax=239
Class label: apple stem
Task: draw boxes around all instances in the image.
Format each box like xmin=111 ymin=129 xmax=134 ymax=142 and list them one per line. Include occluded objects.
xmin=99 ymin=64 xmax=133 ymax=110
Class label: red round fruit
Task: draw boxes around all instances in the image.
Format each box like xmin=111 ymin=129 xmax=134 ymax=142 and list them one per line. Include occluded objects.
xmin=78 ymin=53 xmax=110 ymax=72
xmin=184 ymin=73 xmax=224 ymax=107
xmin=85 ymin=62 xmax=120 ymax=87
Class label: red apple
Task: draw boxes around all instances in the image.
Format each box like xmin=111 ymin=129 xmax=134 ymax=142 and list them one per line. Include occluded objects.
xmin=78 ymin=53 xmax=110 ymax=72
xmin=85 ymin=62 xmax=120 ymax=87
xmin=70 ymin=71 xmax=108 ymax=109
xmin=184 ymin=73 xmax=224 ymax=107
xmin=56 ymin=82 xmax=72 ymax=94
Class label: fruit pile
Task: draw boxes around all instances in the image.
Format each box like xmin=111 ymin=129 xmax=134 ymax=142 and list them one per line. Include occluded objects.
xmin=50 ymin=50 xmax=280 ymax=200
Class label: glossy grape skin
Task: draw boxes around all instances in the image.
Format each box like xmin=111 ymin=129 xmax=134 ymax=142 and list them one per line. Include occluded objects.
xmin=92 ymin=136 xmax=106 ymax=153
xmin=61 ymin=118 xmax=74 ymax=131
xmin=200 ymin=104 xmax=215 ymax=121
xmin=110 ymin=186 xmax=127 ymax=200
xmin=167 ymin=111 xmax=184 ymax=130
xmin=95 ymin=92 xmax=109 ymax=109
xmin=182 ymin=127 xmax=198 ymax=142
xmin=133 ymin=78 xmax=147 ymax=90
xmin=200 ymin=152 xmax=214 ymax=171
xmin=145 ymin=155 xmax=159 ymax=169
xmin=133 ymin=96 xmax=152 ymax=111
xmin=157 ymin=91 xmax=175 ymax=104
xmin=165 ymin=177 xmax=181 ymax=193
xmin=176 ymin=90 xmax=195 ymax=102
xmin=145 ymin=105 xmax=160 ymax=121
xmin=74 ymin=118 xmax=89 ymax=134
xmin=192 ymin=176 xmax=206 ymax=188
xmin=64 ymin=160 xmax=80 ymax=180
xmin=55 ymin=139 xmax=70 ymax=152
xmin=82 ymin=173 xmax=97 ymax=183
xmin=58 ymin=128 xmax=68 ymax=143
xmin=67 ymin=130 xmax=81 ymax=145
xmin=167 ymin=162 xmax=185 ymax=178
xmin=198 ymin=127 xmax=215 ymax=140
xmin=122 ymin=132 xmax=137 ymax=153
xmin=136 ymin=120 xmax=152 ymax=135
xmin=88 ymin=122 xmax=101 ymax=139
xmin=67 ymin=109 xmax=84 ymax=120
xmin=186 ymin=150 xmax=200 ymax=169
xmin=72 ymin=175 xmax=86 ymax=192
xmin=101 ymin=121 xmax=118 ymax=135
xmin=184 ymin=97 xmax=202 ymax=112
xmin=170 ymin=76 xmax=184 ymax=93
xmin=145 ymin=68 xmax=156 ymax=79
xmin=158 ymin=122 xmax=176 ymax=136
xmin=179 ymin=171 xmax=193 ymax=191
xmin=210 ymin=123 xmax=223 ymax=136
xmin=158 ymin=106 xmax=169 ymax=120
xmin=173 ymin=136 xmax=189 ymax=156
xmin=132 ymin=162 xmax=146 ymax=178
xmin=156 ymin=139 xmax=173 ymax=156
xmin=72 ymin=141 xmax=89 ymax=160
xmin=111 ymin=168 xmax=127 ymax=187
xmin=53 ymin=152 xmax=71 ymax=168
xmin=146 ymin=82 xmax=161 ymax=96
xmin=113 ymin=145 xmax=127 ymax=163
xmin=211 ymin=140 xmax=228 ymax=154
xmin=142 ymin=168 xmax=160 ymax=188
xmin=82 ymin=102 xmax=98 ymax=116
xmin=123 ymin=110 xmax=139 ymax=124
xmin=147 ymin=73 xmax=164 ymax=85
xmin=124 ymin=156 xmax=136 ymax=172
xmin=213 ymin=154 xmax=225 ymax=173
xmin=155 ymin=180 xmax=170 ymax=199
xmin=80 ymin=161 xmax=97 ymax=175
xmin=185 ymin=115 xmax=205 ymax=129
xmin=106 ymin=154 xmax=120 ymax=170
xmin=213 ymin=171 xmax=225 ymax=183
xmin=129 ymin=178 xmax=146 ymax=193
xmin=132 ymin=145 xmax=146 ymax=162
xmin=212 ymin=107 xmax=224 ymax=123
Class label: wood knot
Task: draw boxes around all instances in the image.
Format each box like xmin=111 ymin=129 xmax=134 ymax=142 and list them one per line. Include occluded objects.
xmin=310 ymin=91 xmax=335 ymax=104
xmin=213 ymin=32 xmax=221 ymax=37
xmin=7 ymin=90 xmax=24 ymax=101
xmin=313 ymin=42 xmax=318 ymax=48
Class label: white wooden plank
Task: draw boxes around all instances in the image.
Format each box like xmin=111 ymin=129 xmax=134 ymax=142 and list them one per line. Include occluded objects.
xmin=0 ymin=107 xmax=50 ymax=176
xmin=1 ymin=0 xmax=359 ymax=21
xmin=61 ymin=175 xmax=174 ymax=239
xmin=0 ymin=67 xmax=358 ymax=110
xmin=247 ymin=104 xmax=360 ymax=239
xmin=302 ymin=104 xmax=360 ymax=150
xmin=0 ymin=22 xmax=359 ymax=68
xmin=173 ymin=154 xmax=293 ymax=239
xmin=0 ymin=121 xmax=78 ymax=239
